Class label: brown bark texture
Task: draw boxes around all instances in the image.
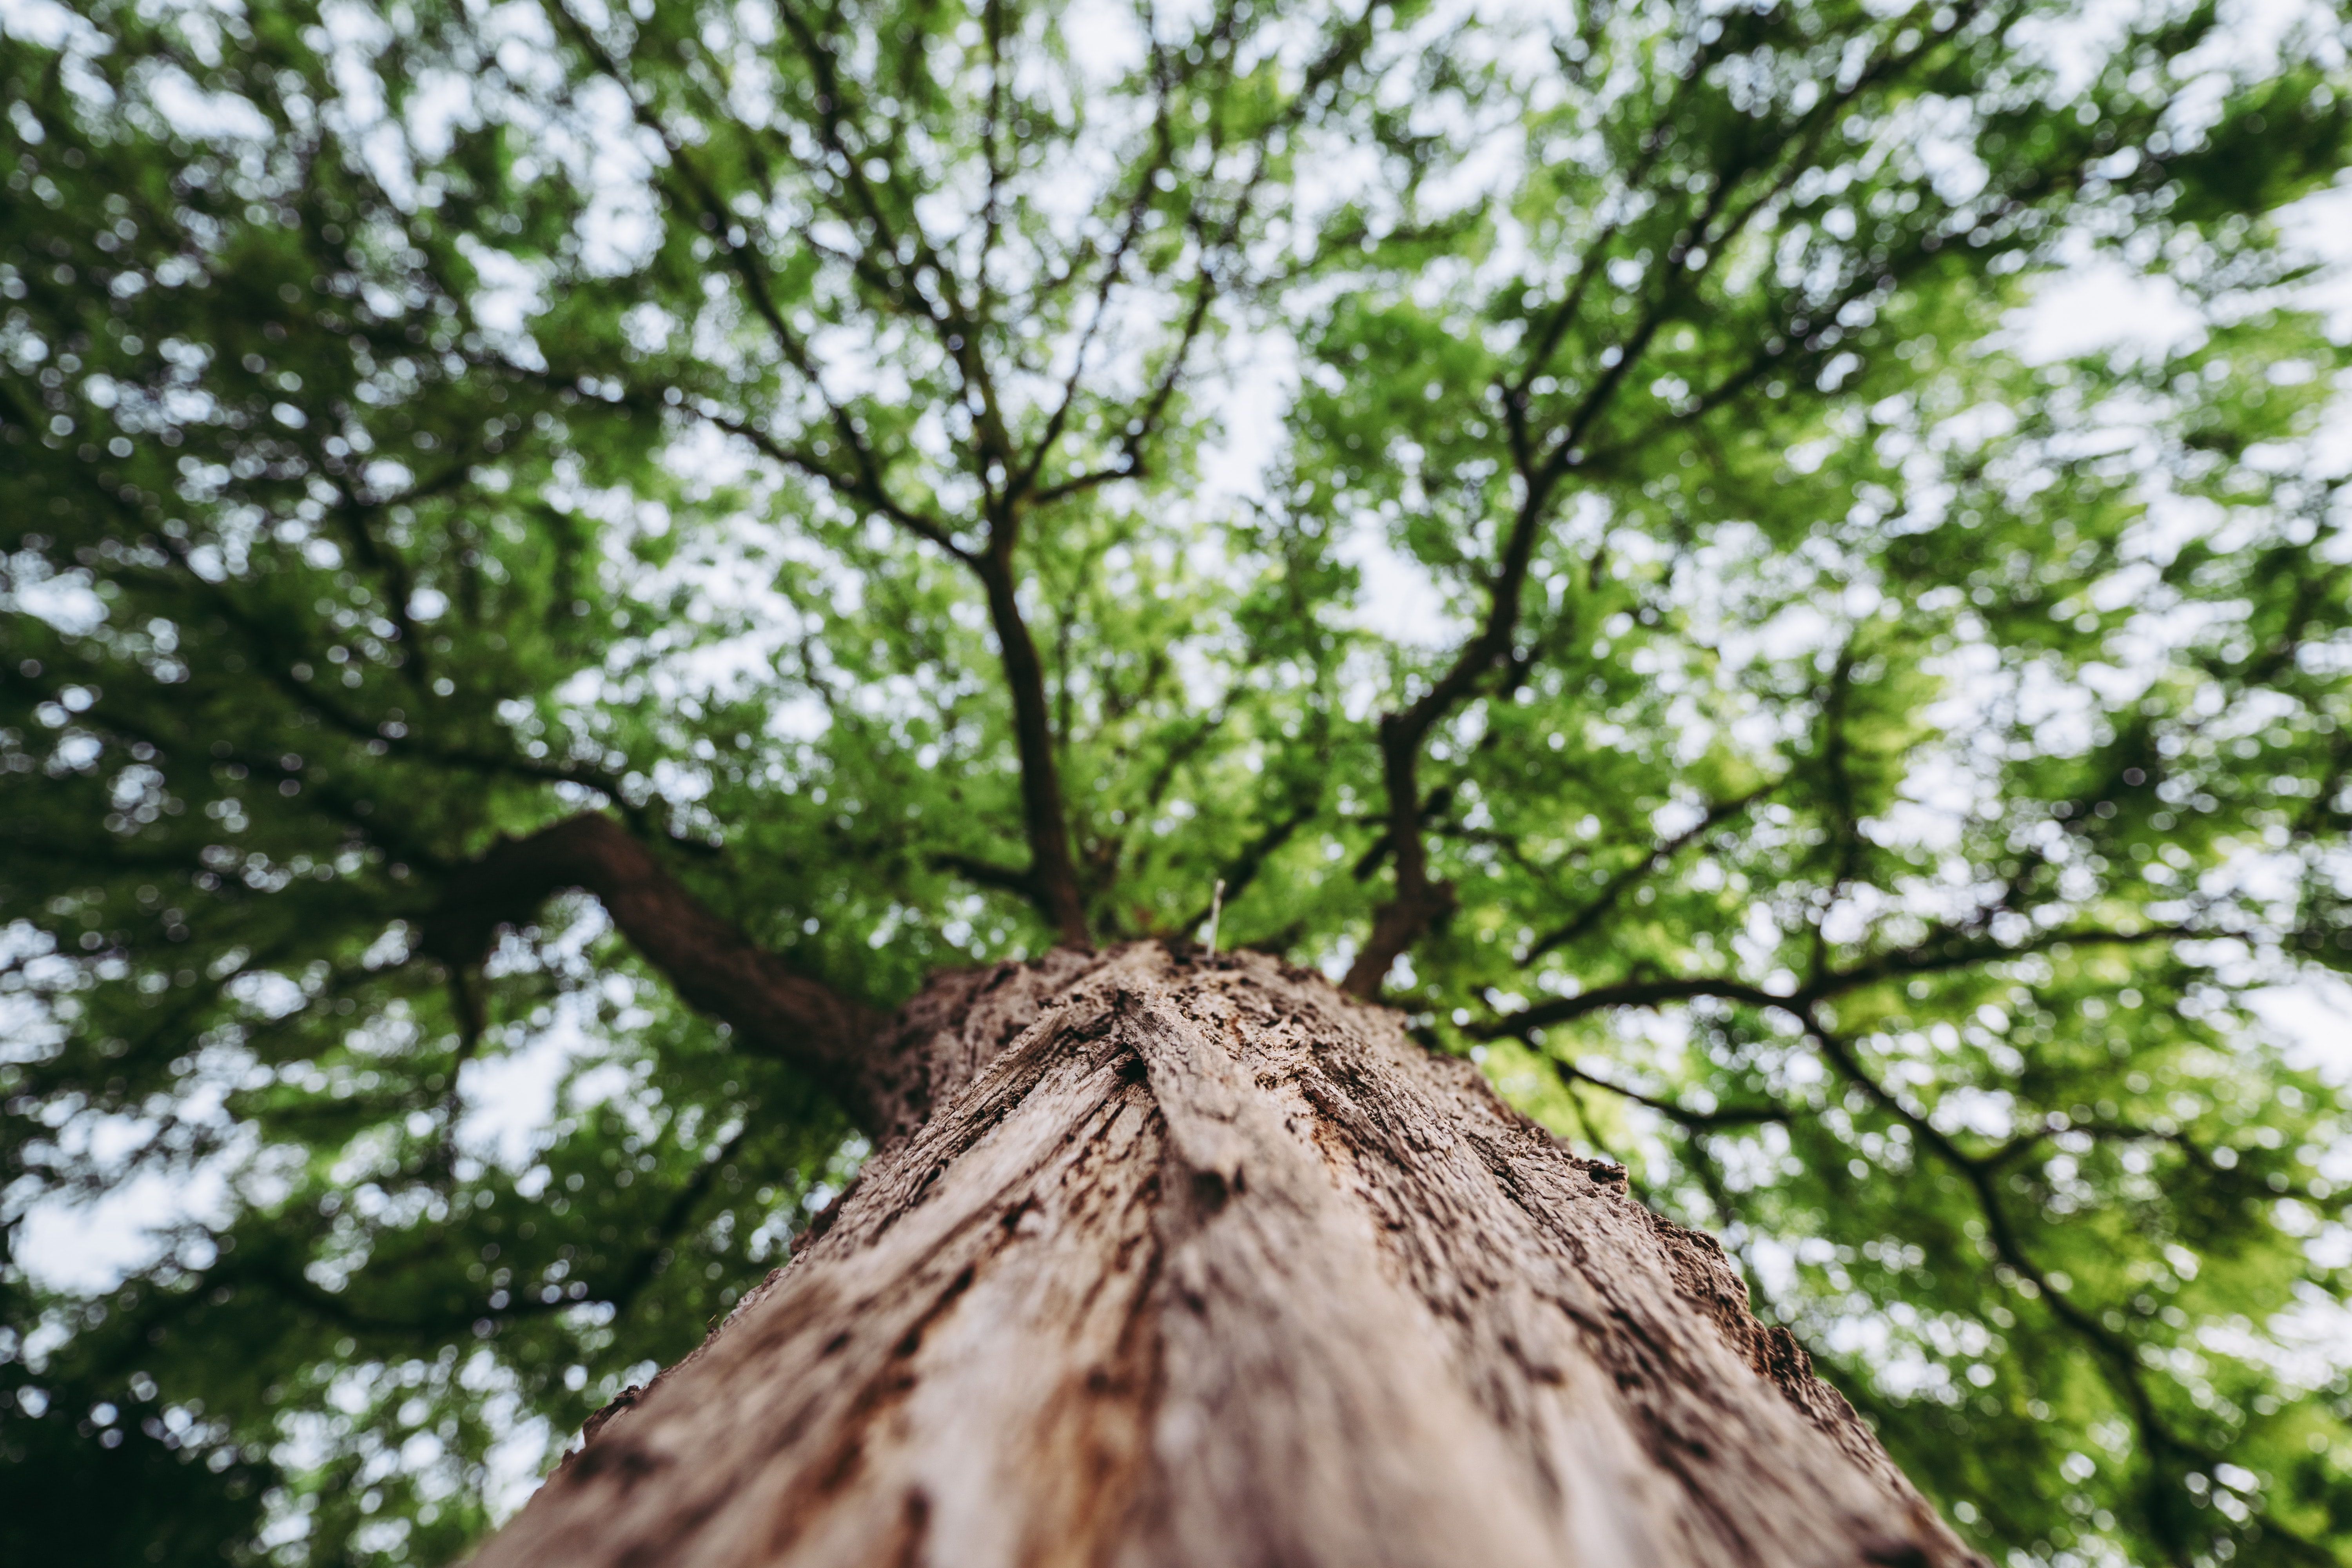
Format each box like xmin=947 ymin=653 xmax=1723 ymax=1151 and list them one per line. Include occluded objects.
xmin=470 ymin=942 xmax=1983 ymax=1568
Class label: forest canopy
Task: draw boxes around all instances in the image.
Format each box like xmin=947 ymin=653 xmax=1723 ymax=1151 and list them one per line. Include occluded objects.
xmin=4 ymin=0 xmax=2352 ymax=1564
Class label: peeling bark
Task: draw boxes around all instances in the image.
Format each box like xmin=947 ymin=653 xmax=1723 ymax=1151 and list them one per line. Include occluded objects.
xmin=472 ymin=944 xmax=1982 ymax=1568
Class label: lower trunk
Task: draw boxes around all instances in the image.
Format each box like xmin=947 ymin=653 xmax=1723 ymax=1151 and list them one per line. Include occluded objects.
xmin=472 ymin=944 xmax=1980 ymax=1568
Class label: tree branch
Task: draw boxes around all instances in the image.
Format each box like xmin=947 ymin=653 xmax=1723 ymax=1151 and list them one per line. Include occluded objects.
xmin=1479 ymin=923 xmax=2190 ymax=1039
xmin=928 ymin=850 xmax=1039 ymax=903
xmin=971 ymin=554 xmax=1092 ymax=947
xmin=416 ymin=814 xmax=886 ymax=1130
xmin=1473 ymin=975 xmax=1793 ymax=1035
xmin=1521 ymin=782 xmax=1779 ymax=964
xmin=1544 ymin=1056 xmax=1791 ymax=1130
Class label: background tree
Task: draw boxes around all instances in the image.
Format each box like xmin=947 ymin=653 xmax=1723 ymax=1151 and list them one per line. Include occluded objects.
xmin=4 ymin=0 xmax=2352 ymax=1563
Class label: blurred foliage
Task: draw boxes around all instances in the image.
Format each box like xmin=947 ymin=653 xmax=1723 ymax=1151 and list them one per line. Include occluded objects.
xmin=4 ymin=0 xmax=2352 ymax=1564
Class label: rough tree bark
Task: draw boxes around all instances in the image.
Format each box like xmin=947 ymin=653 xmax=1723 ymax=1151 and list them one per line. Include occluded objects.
xmin=468 ymin=940 xmax=1982 ymax=1568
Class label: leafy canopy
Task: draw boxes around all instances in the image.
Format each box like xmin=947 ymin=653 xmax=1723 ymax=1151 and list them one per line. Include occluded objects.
xmin=5 ymin=0 xmax=2352 ymax=1564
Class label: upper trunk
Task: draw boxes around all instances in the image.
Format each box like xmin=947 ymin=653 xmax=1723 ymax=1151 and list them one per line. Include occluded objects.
xmin=470 ymin=943 xmax=1981 ymax=1568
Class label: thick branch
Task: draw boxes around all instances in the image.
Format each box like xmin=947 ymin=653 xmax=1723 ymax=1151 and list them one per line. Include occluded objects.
xmin=417 ymin=814 xmax=885 ymax=1128
xmin=974 ymin=557 xmax=1093 ymax=947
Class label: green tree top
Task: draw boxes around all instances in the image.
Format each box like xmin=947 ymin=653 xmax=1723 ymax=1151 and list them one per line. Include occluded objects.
xmin=5 ymin=0 xmax=2352 ymax=1563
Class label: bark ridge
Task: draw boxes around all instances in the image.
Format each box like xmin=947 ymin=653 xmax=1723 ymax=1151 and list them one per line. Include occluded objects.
xmin=471 ymin=944 xmax=1982 ymax=1568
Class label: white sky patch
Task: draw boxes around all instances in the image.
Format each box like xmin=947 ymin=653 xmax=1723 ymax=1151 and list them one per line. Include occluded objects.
xmin=1340 ymin=518 xmax=1465 ymax=650
xmin=1060 ymin=0 xmax=1149 ymax=84
xmin=2281 ymin=183 xmax=2352 ymax=343
xmin=2229 ymin=967 xmax=2352 ymax=1387
xmin=455 ymin=1007 xmax=595 ymax=1175
xmin=0 ymin=0 xmax=92 ymax=49
xmin=144 ymin=65 xmax=275 ymax=142
xmin=2011 ymin=260 xmax=2209 ymax=368
xmin=481 ymin=1400 xmax=557 ymax=1524
xmin=456 ymin=234 xmax=548 ymax=341
xmin=2251 ymin=973 xmax=2352 ymax=1087
xmin=11 ymin=1073 xmax=249 ymax=1293
xmin=5 ymin=565 xmax=109 ymax=634
xmin=14 ymin=1164 xmax=235 ymax=1293
xmin=1194 ymin=328 xmax=1299 ymax=510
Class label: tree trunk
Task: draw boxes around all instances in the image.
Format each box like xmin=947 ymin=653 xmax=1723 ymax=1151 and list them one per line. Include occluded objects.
xmin=469 ymin=943 xmax=1982 ymax=1568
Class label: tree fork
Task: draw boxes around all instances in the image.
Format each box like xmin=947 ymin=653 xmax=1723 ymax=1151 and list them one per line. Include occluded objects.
xmin=472 ymin=944 xmax=1984 ymax=1568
